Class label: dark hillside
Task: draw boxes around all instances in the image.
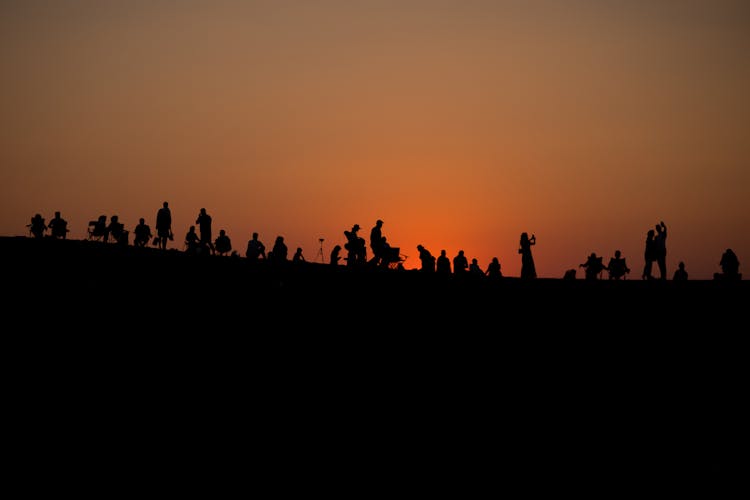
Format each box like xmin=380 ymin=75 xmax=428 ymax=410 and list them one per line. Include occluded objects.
xmin=2 ymin=236 xmax=746 ymax=489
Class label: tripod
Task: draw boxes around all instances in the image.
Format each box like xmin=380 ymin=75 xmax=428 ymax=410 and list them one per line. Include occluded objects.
xmin=316 ymin=238 xmax=325 ymax=263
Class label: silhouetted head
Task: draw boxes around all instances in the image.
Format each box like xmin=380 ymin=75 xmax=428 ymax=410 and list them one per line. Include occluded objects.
xmin=647 ymin=229 xmax=655 ymax=238
xmin=417 ymin=244 xmax=424 ymax=251
xmin=376 ymin=219 xmax=383 ymax=226
xmin=615 ymin=250 xmax=621 ymax=258
xmin=189 ymin=225 xmax=195 ymax=231
xmin=55 ymin=211 xmax=60 ymax=217
xmin=352 ymin=224 xmax=360 ymax=232
xmin=253 ymin=232 xmax=259 ymax=239
xmin=458 ymin=250 xmax=464 ymax=256
xmin=140 ymin=218 xmax=145 ymax=224
xmin=678 ymin=261 xmax=685 ymax=269
xmin=441 ymin=250 xmax=447 ymax=256
xmin=111 ymin=215 xmax=118 ymax=221
xmin=163 ymin=201 xmax=169 ymax=208
xmin=220 ymin=229 xmax=226 ymax=236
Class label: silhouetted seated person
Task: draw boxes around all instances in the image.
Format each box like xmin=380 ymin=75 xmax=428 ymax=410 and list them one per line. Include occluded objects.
xmin=88 ymin=215 xmax=108 ymax=241
xmin=185 ymin=225 xmax=201 ymax=254
xmin=133 ymin=218 xmax=153 ymax=247
xmin=268 ymin=235 xmax=288 ymax=263
xmin=330 ymin=245 xmax=342 ymax=266
xmin=579 ymin=252 xmax=605 ymax=281
xmin=106 ymin=215 xmax=128 ymax=245
xmin=214 ymin=229 xmax=232 ymax=256
xmin=292 ymin=247 xmax=306 ymax=263
xmin=378 ymin=237 xmax=401 ymax=268
xmin=344 ymin=224 xmax=367 ymax=267
xmin=28 ymin=214 xmax=47 ymax=238
xmin=469 ymin=258 xmax=484 ymax=278
xmin=563 ymin=269 xmax=577 ymax=280
xmin=245 ymin=232 xmax=266 ymax=261
xmin=417 ymin=244 xmax=436 ymax=272
xmin=715 ymin=248 xmax=741 ymax=281
xmin=606 ymin=250 xmax=630 ymax=280
xmin=673 ymin=261 xmax=688 ymax=281
xmin=48 ymin=211 xmax=68 ymax=239
xmin=485 ymin=257 xmax=502 ymax=278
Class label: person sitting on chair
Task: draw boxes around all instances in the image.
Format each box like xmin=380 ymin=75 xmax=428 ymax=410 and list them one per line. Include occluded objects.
xmin=106 ymin=215 xmax=128 ymax=245
xmin=580 ymin=252 xmax=605 ymax=281
xmin=607 ymin=250 xmax=630 ymax=280
xmin=133 ymin=218 xmax=153 ymax=247
xmin=48 ymin=211 xmax=68 ymax=239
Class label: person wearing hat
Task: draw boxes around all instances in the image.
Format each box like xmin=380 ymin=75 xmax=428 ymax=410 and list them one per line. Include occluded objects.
xmin=344 ymin=223 xmax=366 ymax=266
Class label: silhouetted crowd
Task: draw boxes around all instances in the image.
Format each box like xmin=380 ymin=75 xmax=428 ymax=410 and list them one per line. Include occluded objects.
xmin=25 ymin=207 xmax=742 ymax=281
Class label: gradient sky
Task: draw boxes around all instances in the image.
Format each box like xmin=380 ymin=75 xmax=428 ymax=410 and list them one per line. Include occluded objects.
xmin=2 ymin=1 xmax=748 ymax=279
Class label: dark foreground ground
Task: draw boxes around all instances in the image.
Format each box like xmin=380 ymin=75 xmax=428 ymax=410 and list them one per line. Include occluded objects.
xmin=2 ymin=236 xmax=747 ymax=492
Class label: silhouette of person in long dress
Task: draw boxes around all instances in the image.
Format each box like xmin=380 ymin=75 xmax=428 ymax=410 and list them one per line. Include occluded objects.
xmin=436 ymin=250 xmax=451 ymax=275
xmin=642 ymin=229 xmax=656 ymax=280
xmin=606 ymin=250 xmax=630 ymax=280
xmin=673 ymin=261 xmax=688 ymax=281
xmin=196 ymin=208 xmax=215 ymax=255
xmin=519 ymin=232 xmax=537 ymax=279
xmin=485 ymin=257 xmax=502 ymax=279
xmin=28 ymin=213 xmax=46 ymax=238
xmin=330 ymin=245 xmax=342 ymax=266
xmin=133 ymin=218 xmax=153 ymax=247
xmin=715 ymin=248 xmax=741 ymax=280
xmin=214 ymin=229 xmax=232 ymax=256
xmin=245 ymin=232 xmax=266 ymax=261
xmin=48 ymin=211 xmax=68 ymax=239
xmin=155 ymin=201 xmax=172 ymax=250
xmin=654 ymin=221 xmax=668 ymax=280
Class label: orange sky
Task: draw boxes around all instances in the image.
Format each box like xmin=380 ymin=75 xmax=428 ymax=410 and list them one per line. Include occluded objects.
xmin=2 ymin=1 xmax=749 ymax=279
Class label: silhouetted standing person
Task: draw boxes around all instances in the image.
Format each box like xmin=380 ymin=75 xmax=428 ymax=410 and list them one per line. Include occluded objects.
xmin=133 ymin=218 xmax=153 ymax=247
xmin=196 ymin=208 xmax=215 ymax=255
xmin=436 ymin=250 xmax=451 ymax=275
xmin=245 ymin=232 xmax=266 ymax=261
xmin=673 ymin=261 xmax=688 ymax=281
xmin=654 ymin=221 xmax=668 ymax=280
xmin=519 ymin=232 xmax=537 ymax=279
xmin=642 ymin=229 xmax=656 ymax=280
xmin=369 ymin=219 xmax=385 ymax=266
xmin=48 ymin=211 xmax=68 ymax=239
xmin=156 ymin=201 xmax=172 ymax=250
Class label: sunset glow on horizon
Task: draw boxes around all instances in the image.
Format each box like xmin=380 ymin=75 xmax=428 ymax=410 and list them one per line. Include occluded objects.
xmin=2 ymin=1 xmax=748 ymax=279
